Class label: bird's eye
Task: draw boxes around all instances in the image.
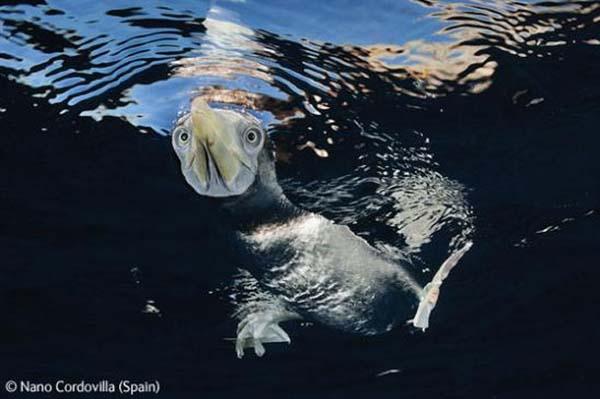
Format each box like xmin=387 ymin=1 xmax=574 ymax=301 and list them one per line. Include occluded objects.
xmin=173 ymin=126 xmax=191 ymax=148
xmin=244 ymin=127 xmax=261 ymax=146
xmin=175 ymin=127 xmax=190 ymax=145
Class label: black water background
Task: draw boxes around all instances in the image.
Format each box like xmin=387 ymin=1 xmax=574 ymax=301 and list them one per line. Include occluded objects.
xmin=1 ymin=0 xmax=600 ymax=397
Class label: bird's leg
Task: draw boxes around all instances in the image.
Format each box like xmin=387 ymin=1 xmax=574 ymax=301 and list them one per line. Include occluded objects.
xmin=410 ymin=241 xmax=473 ymax=330
xmin=235 ymin=306 xmax=301 ymax=359
xmin=230 ymin=269 xmax=302 ymax=358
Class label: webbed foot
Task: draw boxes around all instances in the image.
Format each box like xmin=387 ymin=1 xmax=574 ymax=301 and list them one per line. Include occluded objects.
xmin=410 ymin=241 xmax=473 ymax=330
xmin=235 ymin=310 xmax=299 ymax=358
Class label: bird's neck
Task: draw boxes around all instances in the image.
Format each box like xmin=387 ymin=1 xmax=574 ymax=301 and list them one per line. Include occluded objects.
xmin=220 ymin=180 xmax=303 ymax=231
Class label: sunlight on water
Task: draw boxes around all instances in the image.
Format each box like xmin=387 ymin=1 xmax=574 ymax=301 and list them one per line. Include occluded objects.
xmin=1 ymin=0 xmax=597 ymax=132
xmin=3 ymin=0 xmax=596 ymax=264
xmin=2 ymin=0 xmax=597 ymax=251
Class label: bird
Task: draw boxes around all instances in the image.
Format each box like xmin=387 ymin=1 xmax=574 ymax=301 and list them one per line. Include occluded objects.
xmin=171 ymin=97 xmax=472 ymax=358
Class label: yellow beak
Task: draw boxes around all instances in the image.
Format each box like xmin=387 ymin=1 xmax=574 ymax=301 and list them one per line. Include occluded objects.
xmin=190 ymin=98 xmax=241 ymax=186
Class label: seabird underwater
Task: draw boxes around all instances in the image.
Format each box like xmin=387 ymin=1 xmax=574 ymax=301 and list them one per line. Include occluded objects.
xmin=4 ymin=0 xmax=598 ymax=396
xmin=172 ymin=98 xmax=472 ymax=358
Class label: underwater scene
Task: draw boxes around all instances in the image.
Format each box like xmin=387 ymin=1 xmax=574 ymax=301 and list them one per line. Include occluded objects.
xmin=1 ymin=0 xmax=599 ymax=397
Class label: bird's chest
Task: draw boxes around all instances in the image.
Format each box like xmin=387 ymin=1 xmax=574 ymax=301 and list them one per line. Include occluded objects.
xmin=236 ymin=216 xmax=324 ymax=277
xmin=233 ymin=214 xmax=414 ymax=334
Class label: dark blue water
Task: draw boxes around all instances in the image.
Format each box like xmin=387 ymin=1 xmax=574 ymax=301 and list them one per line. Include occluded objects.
xmin=1 ymin=0 xmax=599 ymax=397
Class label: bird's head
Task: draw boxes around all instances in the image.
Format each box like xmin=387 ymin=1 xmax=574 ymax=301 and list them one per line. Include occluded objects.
xmin=172 ymin=98 xmax=279 ymax=203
